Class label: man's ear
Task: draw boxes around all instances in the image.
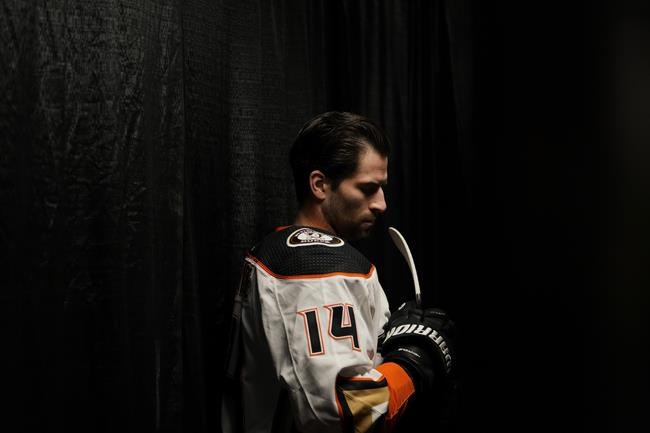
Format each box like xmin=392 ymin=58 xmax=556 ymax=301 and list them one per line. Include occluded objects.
xmin=308 ymin=170 xmax=328 ymax=201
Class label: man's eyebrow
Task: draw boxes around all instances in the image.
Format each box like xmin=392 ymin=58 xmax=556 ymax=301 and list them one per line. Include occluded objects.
xmin=358 ymin=180 xmax=388 ymax=187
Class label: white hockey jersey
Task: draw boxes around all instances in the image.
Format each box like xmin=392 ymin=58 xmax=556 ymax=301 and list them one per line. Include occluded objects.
xmin=222 ymin=226 xmax=415 ymax=433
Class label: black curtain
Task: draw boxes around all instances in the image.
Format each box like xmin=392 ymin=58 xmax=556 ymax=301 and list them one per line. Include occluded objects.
xmin=3 ymin=1 xmax=649 ymax=433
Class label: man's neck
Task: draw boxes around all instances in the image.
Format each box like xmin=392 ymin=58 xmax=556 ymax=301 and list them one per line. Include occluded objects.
xmin=294 ymin=206 xmax=336 ymax=235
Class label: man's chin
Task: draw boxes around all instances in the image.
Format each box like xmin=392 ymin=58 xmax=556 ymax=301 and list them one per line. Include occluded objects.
xmin=336 ymin=222 xmax=375 ymax=241
xmin=354 ymin=224 xmax=374 ymax=240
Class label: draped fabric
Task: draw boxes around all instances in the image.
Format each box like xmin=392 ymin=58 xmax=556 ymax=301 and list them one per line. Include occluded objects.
xmin=5 ymin=1 xmax=647 ymax=433
xmin=2 ymin=1 xmax=186 ymax=432
xmin=1 ymin=1 xmax=478 ymax=432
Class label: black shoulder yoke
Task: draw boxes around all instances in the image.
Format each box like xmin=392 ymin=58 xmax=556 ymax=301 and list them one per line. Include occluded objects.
xmin=249 ymin=226 xmax=373 ymax=278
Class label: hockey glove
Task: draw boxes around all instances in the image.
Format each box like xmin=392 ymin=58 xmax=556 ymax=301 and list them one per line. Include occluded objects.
xmin=379 ymin=301 xmax=456 ymax=395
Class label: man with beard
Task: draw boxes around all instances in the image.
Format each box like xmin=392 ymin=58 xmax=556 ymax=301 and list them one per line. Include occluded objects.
xmin=222 ymin=111 xmax=456 ymax=433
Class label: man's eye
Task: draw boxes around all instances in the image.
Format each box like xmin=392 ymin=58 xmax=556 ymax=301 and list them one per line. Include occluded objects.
xmin=360 ymin=186 xmax=378 ymax=195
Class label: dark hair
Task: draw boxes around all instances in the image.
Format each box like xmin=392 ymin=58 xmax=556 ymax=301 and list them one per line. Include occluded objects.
xmin=290 ymin=111 xmax=391 ymax=205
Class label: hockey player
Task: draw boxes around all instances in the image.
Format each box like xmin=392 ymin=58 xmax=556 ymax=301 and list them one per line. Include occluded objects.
xmin=222 ymin=111 xmax=456 ymax=433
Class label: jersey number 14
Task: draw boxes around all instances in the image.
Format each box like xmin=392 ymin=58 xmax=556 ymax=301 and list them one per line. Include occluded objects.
xmin=297 ymin=304 xmax=360 ymax=356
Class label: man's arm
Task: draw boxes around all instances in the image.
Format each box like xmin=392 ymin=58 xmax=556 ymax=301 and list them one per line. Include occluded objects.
xmin=336 ymin=301 xmax=456 ymax=432
xmin=255 ymin=261 xmax=456 ymax=433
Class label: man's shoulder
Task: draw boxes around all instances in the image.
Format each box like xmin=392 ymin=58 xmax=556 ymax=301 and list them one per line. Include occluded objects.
xmin=249 ymin=226 xmax=374 ymax=278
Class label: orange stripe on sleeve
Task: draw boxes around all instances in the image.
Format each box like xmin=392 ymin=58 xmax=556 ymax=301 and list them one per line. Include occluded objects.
xmin=375 ymin=362 xmax=415 ymax=424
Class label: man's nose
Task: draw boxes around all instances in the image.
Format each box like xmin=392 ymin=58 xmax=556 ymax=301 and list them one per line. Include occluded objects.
xmin=370 ymin=188 xmax=387 ymax=214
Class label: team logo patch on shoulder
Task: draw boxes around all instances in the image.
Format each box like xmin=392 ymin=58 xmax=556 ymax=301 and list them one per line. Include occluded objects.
xmin=287 ymin=228 xmax=344 ymax=248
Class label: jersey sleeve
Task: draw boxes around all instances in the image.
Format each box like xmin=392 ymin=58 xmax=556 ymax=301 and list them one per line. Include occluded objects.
xmin=249 ymin=253 xmax=414 ymax=433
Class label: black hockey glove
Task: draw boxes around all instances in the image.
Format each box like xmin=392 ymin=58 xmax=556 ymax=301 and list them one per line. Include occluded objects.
xmin=379 ymin=301 xmax=456 ymax=395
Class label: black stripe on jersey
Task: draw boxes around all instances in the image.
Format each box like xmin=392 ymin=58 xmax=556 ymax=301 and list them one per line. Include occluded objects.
xmin=249 ymin=226 xmax=373 ymax=277
xmin=335 ymin=386 xmax=355 ymax=433
xmin=337 ymin=377 xmax=388 ymax=391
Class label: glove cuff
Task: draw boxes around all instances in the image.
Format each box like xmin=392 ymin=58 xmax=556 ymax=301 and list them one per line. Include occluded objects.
xmin=382 ymin=344 xmax=435 ymax=394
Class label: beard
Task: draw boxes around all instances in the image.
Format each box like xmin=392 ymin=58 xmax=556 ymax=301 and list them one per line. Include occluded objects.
xmin=322 ymin=186 xmax=376 ymax=241
xmin=323 ymin=196 xmax=375 ymax=241
xmin=333 ymin=220 xmax=368 ymax=241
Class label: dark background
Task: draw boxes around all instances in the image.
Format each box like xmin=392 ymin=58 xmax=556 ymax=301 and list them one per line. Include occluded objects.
xmin=2 ymin=1 xmax=648 ymax=432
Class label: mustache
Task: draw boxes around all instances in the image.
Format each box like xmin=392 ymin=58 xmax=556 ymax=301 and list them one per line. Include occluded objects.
xmin=363 ymin=216 xmax=376 ymax=223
